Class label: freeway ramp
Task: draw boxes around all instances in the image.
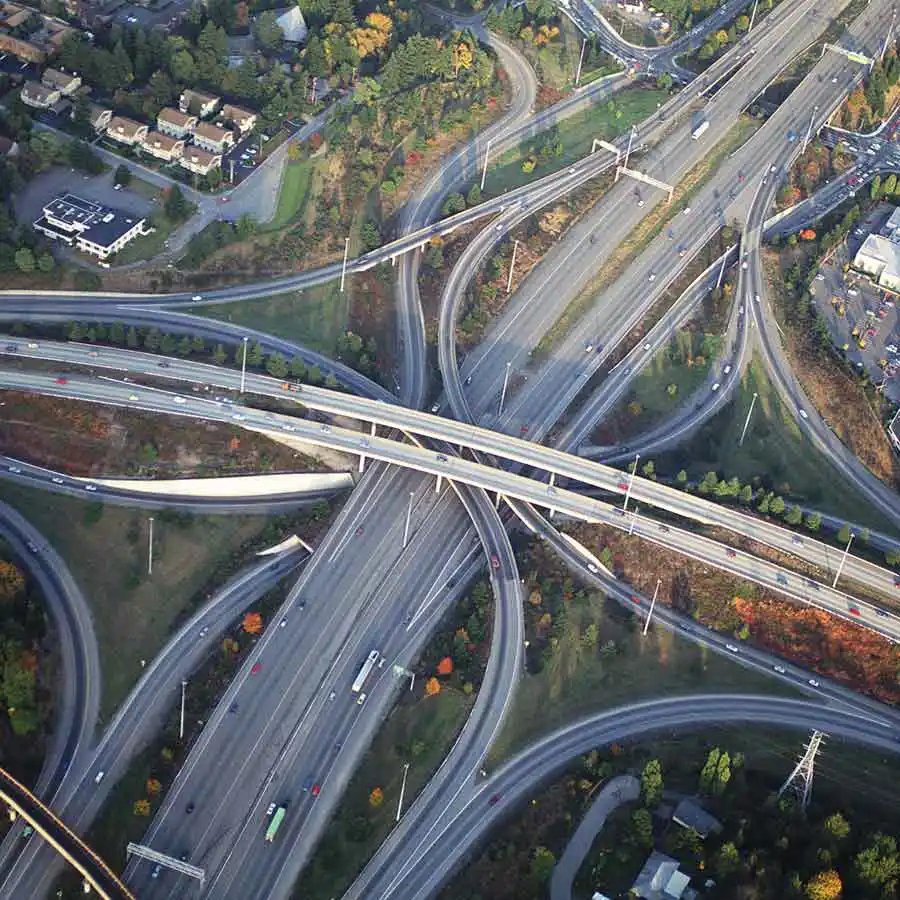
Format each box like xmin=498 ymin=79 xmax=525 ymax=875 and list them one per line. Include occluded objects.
xmin=86 ymin=472 xmax=354 ymax=499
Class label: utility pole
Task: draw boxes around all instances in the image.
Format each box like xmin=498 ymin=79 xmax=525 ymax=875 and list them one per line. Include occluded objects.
xmin=715 ymin=247 xmax=730 ymax=291
xmin=623 ymin=125 xmax=637 ymax=171
xmin=880 ymin=9 xmax=897 ymax=61
xmin=147 ymin=516 xmax=154 ymax=576
xmin=778 ymin=731 xmax=826 ymax=810
xmin=642 ymin=578 xmax=662 ymax=636
xmin=240 ymin=336 xmax=249 ymax=394
xmin=179 ymin=679 xmax=187 ymax=740
xmin=340 ymin=236 xmax=350 ymax=293
xmin=832 ymin=531 xmax=855 ymax=588
xmin=575 ymin=37 xmax=587 ymax=87
xmin=623 ymin=453 xmax=640 ymax=512
xmin=748 ymin=0 xmax=760 ymax=30
xmin=403 ymin=491 xmax=414 ymax=549
xmin=395 ymin=762 xmax=410 ymax=823
xmin=506 ymin=239 xmax=519 ymax=294
xmin=738 ymin=392 xmax=758 ymax=446
xmin=480 ymin=137 xmax=493 ymax=192
xmin=498 ymin=361 xmax=512 ymax=417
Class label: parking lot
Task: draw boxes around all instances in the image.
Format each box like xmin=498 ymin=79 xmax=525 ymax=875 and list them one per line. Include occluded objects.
xmin=112 ymin=0 xmax=191 ymax=31
xmin=812 ymin=207 xmax=900 ymax=401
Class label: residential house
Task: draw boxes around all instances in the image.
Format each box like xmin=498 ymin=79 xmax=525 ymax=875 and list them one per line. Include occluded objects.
xmin=157 ymin=107 xmax=197 ymax=139
xmin=178 ymin=88 xmax=220 ymax=119
xmin=0 ymin=2 xmax=75 ymax=63
xmin=0 ymin=135 xmax=19 ymax=157
xmin=193 ymin=120 xmax=234 ymax=154
xmin=218 ymin=103 xmax=257 ymax=135
xmin=630 ymin=852 xmax=693 ymax=900
xmin=142 ymin=129 xmax=185 ymax=162
xmin=106 ymin=115 xmax=149 ymax=146
xmin=180 ymin=145 xmax=221 ymax=176
xmin=671 ymin=800 xmax=721 ymax=840
xmin=20 ymin=80 xmax=60 ymax=109
xmin=41 ymin=67 xmax=81 ymax=95
xmin=274 ymin=5 xmax=307 ymax=42
xmin=33 ymin=192 xmax=148 ymax=260
xmin=84 ymin=101 xmax=112 ymax=133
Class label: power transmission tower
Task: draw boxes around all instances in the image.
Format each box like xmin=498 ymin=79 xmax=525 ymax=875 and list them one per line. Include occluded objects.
xmin=777 ymin=731 xmax=826 ymax=811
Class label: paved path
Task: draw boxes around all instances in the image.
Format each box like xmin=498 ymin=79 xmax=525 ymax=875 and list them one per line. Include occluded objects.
xmin=549 ymin=774 xmax=640 ymax=900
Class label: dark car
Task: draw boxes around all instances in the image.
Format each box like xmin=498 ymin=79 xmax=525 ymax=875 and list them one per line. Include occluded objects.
xmin=488 ymin=793 xmax=501 ymax=805
xmin=158 ymin=361 xmax=171 ymax=368
xmin=186 ymin=802 xmax=195 ymax=814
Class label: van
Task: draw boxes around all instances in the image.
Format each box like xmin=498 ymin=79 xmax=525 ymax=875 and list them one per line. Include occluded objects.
xmin=94 ymin=770 xmax=105 ymax=784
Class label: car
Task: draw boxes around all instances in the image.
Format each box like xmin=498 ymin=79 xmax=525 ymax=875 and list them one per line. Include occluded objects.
xmin=329 ymin=690 xmax=336 ymax=700
xmin=495 ymin=223 xmax=503 ymax=232
xmin=711 ymin=382 xmax=720 ymax=392
xmin=808 ymin=679 xmax=820 ymax=688
xmin=741 ymin=259 xmax=748 ymax=270
xmin=491 ymin=555 xmax=500 ymax=569
xmin=320 ymin=423 xmax=331 ymax=433
xmin=643 ymin=342 xmax=651 ymax=351
xmin=302 ymin=776 xmax=314 ymax=792
xmin=584 ymin=342 xmax=594 ymax=353
xmin=312 ymin=784 xmax=321 ymax=797
xmin=678 ymin=247 xmax=686 ymax=257
xmin=8 ymin=466 xmax=21 ymax=474
xmin=128 ymin=394 xmax=139 ymax=401
xmin=770 ymin=164 xmax=777 ymax=172
xmin=357 ymin=692 xmax=367 ymax=705
xmin=848 ymin=288 xmax=859 ymax=296
xmin=831 ymin=75 xmax=838 ymax=83
xmin=151 ymin=864 xmax=161 ymax=879
xmin=815 ymin=273 xmax=826 ymax=282
xmin=725 ymin=643 xmax=739 ymax=653
xmin=179 ymin=852 xmax=189 ymax=863
xmin=54 ymin=377 xmax=68 ymax=385
xmin=849 ymin=606 xmax=861 ymax=616
xmin=186 ymin=802 xmax=195 ymax=814
xmin=173 ymin=396 xmax=186 ymax=404
xmin=682 ymin=206 xmax=691 ymax=215
xmin=488 ymin=793 xmax=501 ymax=805
xmin=658 ymin=524 xmax=670 ymax=532
xmin=520 ymin=425 xmax=529 ymax=435
xmin=280 ymin=617 xmax=287 ymax=628
xmin=773 ymin=665 xmax=786 ymax=674
xmin=723 ymin=364 xmax=732 ymax=375
xmin=113 ymin=183 xmax=123 ymax=191
xmin=280 ymin=423 xmax=295 ymax=432
xmin=876 ymin=609 xmax=889 ymax=618
xmin=199 ymin=626 xmax=208 ymax=638
xmin=791 ymin=535 xmax=803 ymax=545
xmin=356 ymin=525 xmax=365 ymax=536
xmin=191 ymin=295 xmax=202 ymax=301
xmin=84 ymin=484 xmax=97 ymax=492
xmin=630 ymin=595 xmax=641 ymax=605
xmin=4 ymin=343 xmax=16 ymax=351
xmin=437 ymin=453 xmax=448 ymax=462
xmin=738 ymin=172 xmax=745 ymax=183
xmin=430 ymin=402 xmax=440 ymax=413
xmin=359 ymin=437 xmax=370 ymax=449
xmin=52 ymin=477 xmax=64 ymax=484
xmin=464 ymin=375 xmax=473 ymax=386
xmin=229 ymin=701 xmax=238 ymax=713
xmin=94 ymin=771 xmax=105 ymax=784
xmin=738 ymin=304 xmax=744 ymax=314
xmin=251 ymin=662 xmax=262 ymax=675
xmin=266 ymin=803 xmax=276 ymax=816
xmin=648 ymin=272 xmax=656 ymax=282
xmin=158 ymin=361 xmax=170 ymax=368
xmin=798 ymin=409 xmax=808 ymax=420
xmin=787 ymin=130 xmax=797 ymax=142
xmin=726 ymin=548 xmax=736 ymax=558
xmin=776 ymin=573 xmax=788 ymax=585
xmin=378 ymin=655 xmax=387 ymax=669
xmin=754 ymin=293 xmax=760 ymax=303
xmin=232 ymin=413 xmax=246 ymax=421
xmin=637 ymin=199 xmax=645 ymax=208
xmin=298 ymin=600 xmax=307 ymax=610
xmin=587 ymin=563 xmax=599 ymax=574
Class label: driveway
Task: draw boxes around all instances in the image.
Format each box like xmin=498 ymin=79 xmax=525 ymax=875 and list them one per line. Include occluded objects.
xmin=549 ymin=774 xmax=640 ymax=900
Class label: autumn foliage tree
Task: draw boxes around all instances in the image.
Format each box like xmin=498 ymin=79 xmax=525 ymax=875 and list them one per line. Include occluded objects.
xmin=242 ymin=612 xmax=263 ymax=634
xmin=146 ymin=778 xmax=161 ymax=796
xmin=424 ymin=677 xmax=441 ymax=696
xmin=0 ymin=561 xmax=24 ymax=602
xmin=437 ymin=657 xmax=454 ymax=676
xmin=805 ymin=869 xmax=842 ymax=900
xmin=369 ymin=787 xmax=384 ymax=808
xmin=133 ymin=799 xmax=151 ymax=817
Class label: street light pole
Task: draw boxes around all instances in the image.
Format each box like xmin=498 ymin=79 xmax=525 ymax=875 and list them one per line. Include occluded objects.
xmin=715 ymin=247 xmax=730 ymax=291
xmin=623 ymin=453 xmax=640 ymax=512
xmin=506 ymin=239 xmax=519 ymax=294
xmin=179 ymin=679 xmax=187 ymax=740
xmin=832 ymin=532 xmax=855 ymax=588
xmin=801 ymin=105 xmax=819 ymax=155
xmin=748 ymin=0 xmax=760 ymax=30
xmin=623 ymin=125 xmax=637 ymax=171
xmin=642 ymin=578 xmax=662 ymax=636
xmin=340 ymin=236 xmax=350 ymax=293
xmin=480 ymin=138 xmax=493 ymax=192
xmin=147 ymin=516 xmax=154 ymax=576
xmin=738 ymin=392 xmax=758 ymax=446
xmin=498 ymin=361 xmax=512 ymax=417
xmin=395 ymin=762 xmax=410 ymax=823
xmin=240 ymin=336 xmax=249 ymax=394
xmin=403 ymin=491 xmax=414 ymax=549
xmin=575 ymin=37 xmax=587 ymax=87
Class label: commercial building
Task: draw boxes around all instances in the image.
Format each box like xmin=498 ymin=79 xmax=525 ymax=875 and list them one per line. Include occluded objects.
xmin=853 ymin=205 xmax=900 ymax=293
xmin=106 ymin=115 xmax=149 ymax=147
xmin=157 ymin=107 xmax=197 ymax=139
xmin=33 ymin=193 xmax=148 ymax=260
xmin=192 ymin=120 xmax=234 ymax=153
xmin=218 ymin=103 xmax=257 ymax=135
xmin=179 ymin=89 xmax=220 ymax=119
xmin=179 ymin=145 xmax=221 ymax=176
xmin=20 ymin=81 xmax=61 ymax=109
xmin=141 ymin=130 xmax=185 ymax=162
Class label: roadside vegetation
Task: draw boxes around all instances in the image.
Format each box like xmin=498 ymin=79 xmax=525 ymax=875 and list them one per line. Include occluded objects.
xmin=445 ymin=726 xmax=900 ymax=900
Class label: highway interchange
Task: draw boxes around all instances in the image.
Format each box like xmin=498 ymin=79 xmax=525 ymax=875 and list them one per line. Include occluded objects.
xmin=3 ymin=0 xmax=900 ymax=898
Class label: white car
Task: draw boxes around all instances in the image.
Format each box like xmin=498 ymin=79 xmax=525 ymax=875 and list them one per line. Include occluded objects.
xmin=266 ymin=803 xmax=276 ymax=816
xmin=279 ymin=618 xmax=287 ymax=628
xmin=84 ymin=484 xmax=98 ymax=492
xmin=173 ymin=396 xmax=186 ymax=404
xmin=754 ymin=293 xmax=760 ymax=303
xmin=712 ymin=383 xmax=720 ymax=392
xmin=799 ymin=409 xmax=808 ymax=419
xmin=725 ymin=643 xmax=739 ymax=653
xmin=723 ymin=364 xmax=732 ymax=375
xmin=643 ymin=342 xmax=651 ymax=350
xmin=815 ymin=273 xmax=825 ymax=280
xmin=648 ymin=272 xmax=656 ymax=282
xmin=587 ymin=563 xmax=599 ymax=574
xmin=357 ymin=692 xmax=367 ymax=706
xmin=774 ymin=665 xmax=786 ymax=674
xmin=192 ymin=294 xmax=203 ymax=301
xmin=8 ymin=466 xmax=21 ymax=474
xmin=52 ymin=477 xmax=64 ymax=484
xmin=584 ymin=342 xmax=594 ymax=353
xmin=808 ymin=678 xmax=820 ymax=688
xmin=682 ymin=206 xmax=691 ymax=215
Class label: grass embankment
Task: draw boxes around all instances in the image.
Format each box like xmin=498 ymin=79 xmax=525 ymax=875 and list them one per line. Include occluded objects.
xmin=535 ymin=116 xmax=760 ymax=356
xmin=483 ymin=87 xmax=668 ymax=196
xmin=0 ymin=482 xmax=297 ymax=718
xmin=193 ymin=279 xmax=350 ymax=354
xmin=657 ymin=357 xmax=898 ymax=535
xmin=269 ymin=157 xmax=317 ymax=231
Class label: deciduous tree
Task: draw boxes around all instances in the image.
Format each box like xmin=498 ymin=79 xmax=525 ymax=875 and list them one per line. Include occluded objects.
xmin=242 ymin=612 xmax=263 ymax=634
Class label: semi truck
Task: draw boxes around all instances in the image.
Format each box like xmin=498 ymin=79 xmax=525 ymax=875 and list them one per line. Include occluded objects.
xmin=351 ymin=650 xmax=380 ymax=693
xmin=691 ymin=119 xmax=709 ymax=140
xmin=265 ymin=806 xmax=287 ymax=842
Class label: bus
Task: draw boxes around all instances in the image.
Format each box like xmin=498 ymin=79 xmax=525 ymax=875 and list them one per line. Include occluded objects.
xmin=265 ymin=806 xmax=287 ymax=843
xmin=351 ymin=650 xmax=380 ymax=693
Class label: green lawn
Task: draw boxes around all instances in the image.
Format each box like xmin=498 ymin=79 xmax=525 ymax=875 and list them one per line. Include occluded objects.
xmin=193 ymin=280 xmax=350 ymax=354
xmin=658 ymin=356 xmax=899 ymax=535
xmin=0 ymin=482 xmax=278 ymax=719
xmin=300 ymin=690 xmax=473 ymax=900
xmin=489 ymin=589 xmax=796 ymax=763
xmin=483 ymin=87 xmax=669 ymax=197
xmin=269 ymin=158 xmax=316 ymax=230
xmin=112 ymin=208 xmax=191 ymax=266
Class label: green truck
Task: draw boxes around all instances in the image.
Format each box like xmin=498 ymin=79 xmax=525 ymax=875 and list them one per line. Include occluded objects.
xmin=265 ymin=805 xmax=287 ymax=842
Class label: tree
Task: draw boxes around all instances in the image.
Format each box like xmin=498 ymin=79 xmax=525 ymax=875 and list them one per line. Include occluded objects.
xmin=855 ymin=833 xmax=900 ymax=895
xmin=676 ymin=469 xmax=688 ymax=485
xmin=716 ymin=841 xmax=740 ymax=879
xmin=133 ymin=799 xmax=151 ymax=816
xmin=212 ymin=343 xmax=227 ymax=364
xmin=126 ymin=326 xmax=139 ymax=348
xmin=369 ymin=787 xmax=384 ymax=807
xmin=531 ymin=846 xmax=556 ymax=883
xmin=640 ymin=759 xmax=663 ymax=805
xmin=165 ymin=186 xmax=189 ymax=221
xmin=146 ymin=778 xmax=162 ymax=796
xmin=424 ymin=676 xmax=441 ymax=696
xmin=265 ymin=351 xmax=289 ymax=378
xmin=886 ymin=548 xmax=900 ymax=567
xmin=255 ymin=11 xmax=284 ymax=51
xmin=242 ymin=612 xmax=263 ymax=634
xmin=0 ymin=561 xmax=25 ymax=601
xmin=467 ymin=183 xmax=482 ymax=206
xmin=289 ymin=356 xmax=307 ymax=379
xmin=805 ymin=511 xmax=822 ymax=531
xmin=436 ymin=656 xmax=454 ymax=675
xmin=784 ymin=505 xmax=803 ymax=525
xmin=114 ymin=164 xmax=132 ymax=187
xmin=836 ymin=523 xmax=851 ymax=544
xmin=805 ymin=869 xmax=842 ymax=900
xmin=442 ymin=193 xmax=466 ymax=216
xmin=630 ymin=808 xmax=653 ymax=849
xmin=176 ymin=335 xmax=192 ymax=357
xmin=14 ymin=248 xmax=35 ymax=272
xmin=823 ymin=812 xmax=850 ymax=842
xmin=36 ymin=253 xmax=54 ymax=273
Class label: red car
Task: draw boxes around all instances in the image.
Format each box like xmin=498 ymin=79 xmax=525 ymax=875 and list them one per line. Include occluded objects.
xmin=726 ymin=549 xmax=736 ymax=558
xmin=617 ymin=481 xmax=628 ymax=491
xmin=630 ymin=595 xmax=641 ymax=605
xmin=848 ymin=606 xmax=861 ymax=616
xmin=491 ymin=555 xmax=500 ymax=569
xmin=55 ymin=377 xmax=68 ymax=384
xmin=355 ymin=526 xmax=365 ymax=536
xmin=311 ymin=784 xmax=321 ymax=797
xmin=520 ymin=425 xmax=529 ymax=435
xmin=251 ymin=663 xmax=262 ymax=675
